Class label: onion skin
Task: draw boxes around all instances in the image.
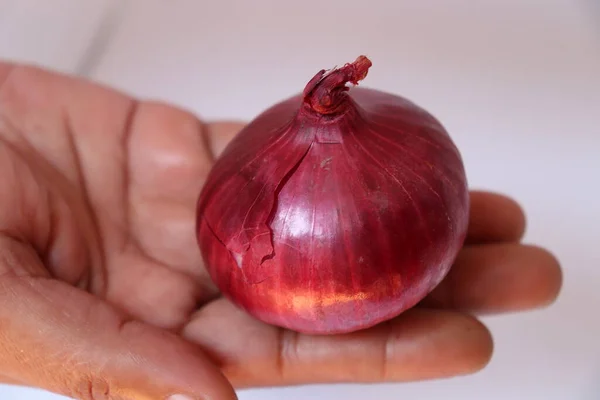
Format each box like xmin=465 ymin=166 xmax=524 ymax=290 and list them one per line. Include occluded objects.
xmin=196 ymin=56 xmax=469 ymax=334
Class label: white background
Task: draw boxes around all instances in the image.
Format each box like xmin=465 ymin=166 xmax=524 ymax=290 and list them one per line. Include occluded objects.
xmin=1 ymin=0 xmax=599 ymax=399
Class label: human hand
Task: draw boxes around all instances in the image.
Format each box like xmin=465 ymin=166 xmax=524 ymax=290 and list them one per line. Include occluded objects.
xmin=0 ymin=62 xmax=562 ymax=400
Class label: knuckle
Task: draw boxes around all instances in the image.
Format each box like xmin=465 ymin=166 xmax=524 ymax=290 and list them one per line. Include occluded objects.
xmin=68 ymin=376 xmax=112 ymax=400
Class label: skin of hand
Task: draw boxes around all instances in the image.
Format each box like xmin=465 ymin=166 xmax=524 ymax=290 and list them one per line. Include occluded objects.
xmin=0 ymin=61 xmax=562 ymax=400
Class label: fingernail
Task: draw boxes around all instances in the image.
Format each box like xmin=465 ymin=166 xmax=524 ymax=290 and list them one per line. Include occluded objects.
xmin=167 ymin=395 xmax=195 ymax=400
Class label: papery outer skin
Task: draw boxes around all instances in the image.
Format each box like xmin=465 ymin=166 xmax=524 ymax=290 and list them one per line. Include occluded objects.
xmin=197 ymin=87 xmax=469 ymax=335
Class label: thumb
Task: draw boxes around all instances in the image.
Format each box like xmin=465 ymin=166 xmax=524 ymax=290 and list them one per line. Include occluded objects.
xmin=0 ymin=236 xmax=237 ymax=400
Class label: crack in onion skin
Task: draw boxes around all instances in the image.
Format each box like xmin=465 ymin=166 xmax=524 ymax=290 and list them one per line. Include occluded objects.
xmin=196 ymin=56 xmax=469 ymax=335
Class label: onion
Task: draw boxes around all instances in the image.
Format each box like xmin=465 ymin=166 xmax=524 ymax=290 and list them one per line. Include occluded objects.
xmin=196 ymin=56 xmax=469 ymax=334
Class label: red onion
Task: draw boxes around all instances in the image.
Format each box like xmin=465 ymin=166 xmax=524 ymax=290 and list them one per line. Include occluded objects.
xmin=196 ymin=56 xmax=469 ymax=334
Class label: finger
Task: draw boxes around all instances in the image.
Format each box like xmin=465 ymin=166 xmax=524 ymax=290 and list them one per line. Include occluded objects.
xmin=0 ymin=375 xmax=25 ymax=386
xmin=204 ymin=121 xmax=246 ymax=159
xmin=0 ymin=62 xmax=15 ymax=88
xmin=0 ymin=237 xmax=237 ymax=400
xmin=184 ymin=300 xmax=493 ymax=388
xmin=421 ymin=243 xmax=562 ymax=314
xmin=466 ymin=191 xmax=526 ymax=244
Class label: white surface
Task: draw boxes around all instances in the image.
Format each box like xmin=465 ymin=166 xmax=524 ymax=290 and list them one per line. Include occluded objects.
xmin=1 ymin=0 xmax=599 ymax=399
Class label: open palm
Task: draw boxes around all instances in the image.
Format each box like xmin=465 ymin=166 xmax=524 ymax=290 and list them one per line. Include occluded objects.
xmin=0 ymin=63 xmax=562 ymax=400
